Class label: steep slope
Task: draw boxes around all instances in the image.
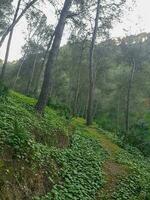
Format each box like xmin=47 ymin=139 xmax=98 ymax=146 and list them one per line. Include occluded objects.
xmin=0 ymin=91 xmax=150 ymax=200
xmin=0 ymin=91 xmax=69 ymax=199
xmin=72 ymin=118 xmax=150 ymax=200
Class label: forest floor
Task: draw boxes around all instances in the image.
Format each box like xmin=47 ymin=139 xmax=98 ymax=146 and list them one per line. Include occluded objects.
xmin=0 ymin=92 xmax=149 ymax=200
xmin=72 ymin=118 xmax=133 ymax=199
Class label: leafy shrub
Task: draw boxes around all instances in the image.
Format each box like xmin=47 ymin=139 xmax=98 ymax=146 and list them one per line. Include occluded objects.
xmin=128 ymin=119 xmax=150 ymax=155
xmin=47 ymin=98 xmax=71 ymax=119
xmin=5 ymin=120 xmax=34 ymax=159
xmin=0 ymin=81 xmax=8 ymax=98
xmin=0 ymin=91 xmax=69 ymax=157
xmin=35 ymin=131 xmax=107 ymax=200
xmin=95 ymin=113 xmax=118 ymax=132
xmin=115 ymin=149 xmax=150 ymax=199
xmin=112 ymin=173 xmax=143 ymax=200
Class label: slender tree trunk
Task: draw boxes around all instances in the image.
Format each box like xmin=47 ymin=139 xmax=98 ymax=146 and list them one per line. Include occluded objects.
xmin=49 ymin=82 xmax=53 ymax=98
xmin=14 ymin=23 xmax=44 ymax=92
xmin=93 ymin=100 xmax=98 ymax=119
xmin=73 ymin=37 xmax=87 ymax=116
xmin=73 ymin=70 xmax=81 ymax=115
xmin=0 ymin=0 xmax=22 ymax=80
xmin=33 ymin=33 xmax=55 ymax=96
xmin=35 ymin=0 xmax=73 ymax=113
xmin=0 ymin=0 xmax=38 ymax=48
xmin=125 ymin=58 xmax=136 ymax=139
xmin=86 ymin=0 xmax=100 ymax=125
xmin=84 ymin=100 xmax=88 ymax=118
xmin=78 ymin=104 xmax=82 ymax=117
xmin=0 ymin=31 xmax=13 ymax=80
xmin=13 ymin=53 xmax=26 ymax=89
xmin=26 ymin=53 xmax=38 ymax=95
xmin=116 ymin=96 xmax=120 ymax=135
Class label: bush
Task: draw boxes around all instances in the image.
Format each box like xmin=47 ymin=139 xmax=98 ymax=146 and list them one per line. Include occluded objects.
xmin=0 ymin=81 xmax=8 ymax=98
xmin=95 ymin=113 xmax=117 ymax=132
xmin=128 ymin=119 xmax=150 ymax=156
xmin=35 ymin=131 xmax=107 ymax=200
xmin=5 ymin=120 xmax=33 ymax=159
xmin=47 ymin=98 xmax=71 ymax=119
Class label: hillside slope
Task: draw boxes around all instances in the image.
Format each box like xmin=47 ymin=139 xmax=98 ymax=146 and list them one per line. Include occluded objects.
xmin=0 ymin=91 xmax=69 ymax=199
xmin=73 ymin=118 xmax=150 ymax=199
xmin=0 ymin=91 xmax=150 ymax=200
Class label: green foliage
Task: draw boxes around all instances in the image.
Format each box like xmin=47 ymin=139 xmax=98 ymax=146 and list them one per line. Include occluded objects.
xmin=5 ymin=120 xmax=33 ymax=159
xmin=96 ymin=113 xmax=117 ymax=132
xmin=0 ymin=81 xmax=9 ymax=98
xmin=35 ymin=131 xmax=107 ymax=200
xmin=0 ymin=91 xmax=150 ymax=200
xmin=0 ymin=91 xmax=71 ymax=199
xmin=115 ymin=149 xmax=150 ymax=199
xmin=112 ymin=174 xmax=143 ymax=200
xmin=97 ymin=127 xmax=123 ymax=147
xmin=3 ymin=31 xmax=150 ymax=156
xmin=0 ymin=0 xmax=13 ymax=35
xmin=126 ymin=118 xmax=150 ymax=155
xmin=47 ymin=98 xmax=71 ymax=120
xmin=0 ymin=91 xmax=68 ymax=158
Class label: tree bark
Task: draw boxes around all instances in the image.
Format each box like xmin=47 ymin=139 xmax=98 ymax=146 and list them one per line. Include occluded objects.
xmin=73 ymin=69 xmax=81 ymax=115
xmin=116 ymin=96 xmax=120 ymax=135
xmin=72 ymin=40 xmax=85 ymax=116
xmin=0 ymin=0 xmax=38 ymax=48
xmin=13 ymin=53 xmax=26 ymax=89
xmin=26 ymin=53 xmax=38 ymax=95
xmin=33 ymin=33 xmax=55 ymax=96
xmin=125 ymin=58 xmax=136 ymax=139
xmin=0 ymin=0 xmax=22 ymax=80
xmin=86 ymin=0 xmax=100 ymax=125
xmin=93 ymin=100 xmax=98 ymax=119
xmin=35 ymin=0 xmax=73 ymax=113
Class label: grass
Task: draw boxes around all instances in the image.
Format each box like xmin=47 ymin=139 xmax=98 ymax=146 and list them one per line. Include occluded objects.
xmin=72 ymin=118 xmax=121 ymax=156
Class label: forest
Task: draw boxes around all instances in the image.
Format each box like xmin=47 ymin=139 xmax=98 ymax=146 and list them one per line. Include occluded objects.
xmin=0 ymin=0 xmax=150 ymax=199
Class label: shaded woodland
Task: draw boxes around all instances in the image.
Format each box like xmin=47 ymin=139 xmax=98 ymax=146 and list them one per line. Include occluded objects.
xmin=0 ymin=0 xmax=150 ymax=199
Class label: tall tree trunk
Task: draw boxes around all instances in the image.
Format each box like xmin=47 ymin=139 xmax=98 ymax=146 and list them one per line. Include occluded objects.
xmin=93 ymin=100 xmax=98 ymax=119
xmin=125 ymin=58 xmax=136 ymax=139
xmin=0 ymin=0 xmax=38 ymax=48
xmin=35 ymin=0 xmax=73 ymax=113
xmin=26 ymin=53 xmax=38 ymax=95
xmin=86 ymin=0 xmax=100 ymax=125
xmin=33 ymin=33 xmax=55 ymax=96
xmin=116 ymin=96 xmax=120 ymax=135
xmin=13 ymin=53 xmax=26 ymax=89
xmin=72 ymin=36 xmax=88 ymax=116
xmin=13 ymin=24 xmax=44 ymax=91
xmin=73 ymin=69 xmax=81 ymax=115
xmin=0 ymin=0 xmax=22 ymax=80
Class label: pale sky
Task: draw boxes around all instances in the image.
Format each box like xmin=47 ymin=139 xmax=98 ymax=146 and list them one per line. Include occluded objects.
xmin=0 ymin=0 xmax=150 ymax=61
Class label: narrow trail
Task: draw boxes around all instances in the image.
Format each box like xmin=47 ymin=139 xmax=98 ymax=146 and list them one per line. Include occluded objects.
xmin=85 ymin=127 xmax=129 ymax=199
xmin=72 ymin=118 xmax=130 ymax=199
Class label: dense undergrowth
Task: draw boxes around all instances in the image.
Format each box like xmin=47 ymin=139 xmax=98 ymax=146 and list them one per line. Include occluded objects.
xmin=0 ymin=89 xmax=150 ymax=200
xmin=0 ymin=90 xmax=69 ymax=199
xmin=73 ymin=119 xmax=150 ymax=200
xmin=35 ymin=131 xmax=107 ymax=200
